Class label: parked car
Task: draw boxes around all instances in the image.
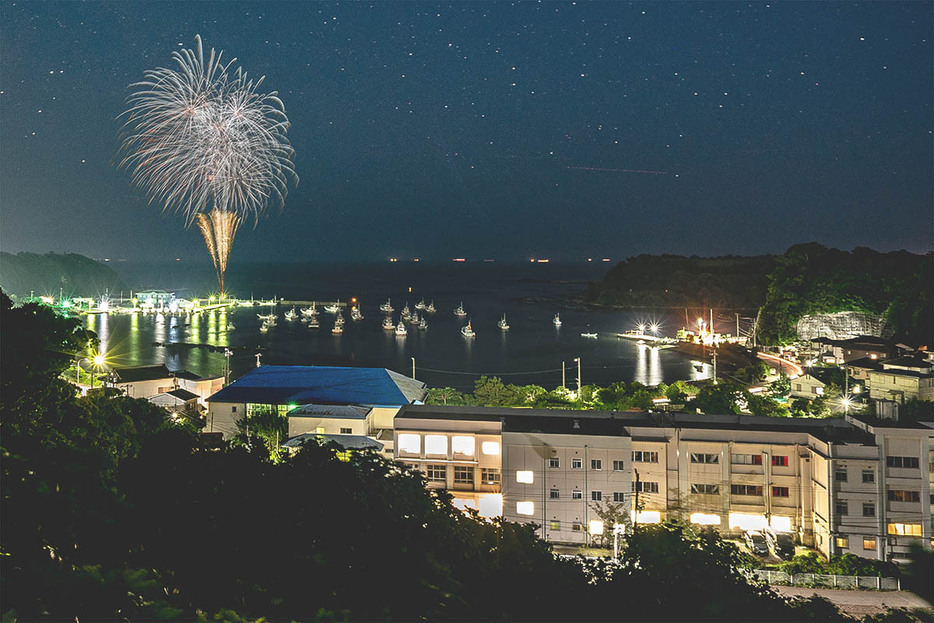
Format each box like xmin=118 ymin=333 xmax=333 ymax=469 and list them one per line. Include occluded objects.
xmin=743 ymin=531 xmax=769 ymax=556
xmin=765 ymin=529 xmax=796 ymax=559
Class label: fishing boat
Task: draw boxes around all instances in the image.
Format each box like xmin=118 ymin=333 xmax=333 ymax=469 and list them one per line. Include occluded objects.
xmin=418 ymin=317 xmax=428 ymax=330
xmin=395 ymin=321 xmax=408 ymax=336
xmin=307 ymin=316 xmax=320 ymax=329
xmin=351 ymin=307 xmax=364 ymax=321
xmin=382 ymin=316 xmax=396 ymax=331
xmin=409 ymin=312 xmax=421 ymax=326
xmin=379 ymin=299 xmax=394 ymax=313
xmin=300 ymin=303 xmax=319 ymax=317
xmin=415 ymin=298 xmax=426 ymax=310
xmin=581 ymin=332 xmax=598 ymax=339
xmin=553 ymin=313 xmax=562 ymax=327
xmin=257 ymin=312 xmax=276 ymax=323
xmin=331 ymin=323 xmax=343 ymax=335
xmin=226 ymin=322 xmax=235 ymax=331
xmin=425 ymin=301 xmax=436 ymax=314
xmin=285 ymin=307 xmax=299 ymax=321
xmin=324 ymin=302 xmax=341 ymax=314
xmin=400 ymin=303 xmax=412 ymax=320
xmin=260 ymin=323 xmax=269 ymax=333
xmin=498 ymin=314 xmax=510 ymax=331
xmin=334 ymin=312 xmax=345 ymax=325
xmin=461 ymin=320 xmax=476 ymax=338
xmin=454 ymin=302 xmax=467 ymax=317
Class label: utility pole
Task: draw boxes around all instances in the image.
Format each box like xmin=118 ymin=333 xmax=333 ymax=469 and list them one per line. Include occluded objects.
xmin=712 ymin=349 xmax=718 ymax=385
xmin=736 ymin=313 xmax=740 ymax=339
xmin=255 ymin=352 xmax=262 ymax=368
xmin=411 ymin=357 xmax=416 ymax=380
xmin=224 ymin=349 xmax=232 ymax=386
xmin=562 ymin=361 xmax=566 ymax=390
xmin=634 ymin=469 xmax=641 ymax=527
xmin=574 ymin=357 xmax=582 ymax=393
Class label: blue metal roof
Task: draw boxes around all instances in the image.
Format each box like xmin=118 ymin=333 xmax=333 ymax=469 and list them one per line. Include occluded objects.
xmin=207 ymin=365 xmax=426 ymax=407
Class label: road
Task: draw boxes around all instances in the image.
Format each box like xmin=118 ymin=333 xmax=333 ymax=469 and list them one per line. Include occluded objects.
xmin=774 ymin=586 xmax=933 ymax=618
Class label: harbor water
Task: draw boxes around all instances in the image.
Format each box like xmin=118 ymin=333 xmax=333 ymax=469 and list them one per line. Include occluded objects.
xmin=86 ymin=261 xmax=715 ymax=391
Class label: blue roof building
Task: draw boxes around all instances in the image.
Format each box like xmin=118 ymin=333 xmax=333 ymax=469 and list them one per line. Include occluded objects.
xmin=205 ymin=365 xmax=426 ymax=440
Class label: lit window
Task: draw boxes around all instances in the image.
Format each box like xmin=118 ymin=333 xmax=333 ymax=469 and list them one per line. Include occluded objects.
xmin=631 ymin=510 xmax=661 ymax=524
xmin=451 ymin=436 xmax=474 ymax=456
xmin=572 ymin=521 xmax=582 ymax=532
xmin=549 ymin=520 xmax=561 ymax=530
xmin=397 ymin=434 xmax=420 ymax=454
xmin=424 ymin=435 xmax=447 ymax=456
xmin=835 ymin=537 xmax=849 ymax=549
xmin=863 ymin=537 xmax=876 ymax=550
xmin=478 ymin=493 xmax=503 ymax=518
xmin=481 ymin=441 xmax=500 ymax=455
xmin=887 ymin=523 xmax=922 ymax=537
xmin=690 ymin=513 xmax=721 ymax=526
xmin=516 ymin=470 xmax=534 ymax=484
xmin=728 ymin=513 xmax=768 ymax=531
xmin=516 ymin=501 xmax=534 ymax=516
xmin=769 ymin=516 xmax=793 ymax=532
xmin=589 ymin=520 xmax=604 ymax=535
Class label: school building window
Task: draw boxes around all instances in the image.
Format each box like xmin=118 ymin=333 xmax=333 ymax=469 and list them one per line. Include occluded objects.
xmin=691 ymin=453 xmax=719 ymax=464
xmin=613 ymin=492 xmax=626 ymax=502
xmin=632 ymin=451 xmax=658 ymax=463
xmin=572 ymin=490 xmax=582 ymax=500
xmin=453 ymin=466 xmax=474 ymax=485
xmin=863 ymin=537 xmax=876 ymax=550
xmin=862 ymin=470 xmax=875 ymax=483
xmin=549 ymin=520 xmax=560 ymax=530
xmin=481 ymin=468 xmax=501 ymax=485
xmin=730 ymin=484 xmax=763 ymax=496
xmin=691 ymin=483 xmax=719 ymax=495
xmin=835 ymin=501 xmax=848 ymax=516
xmin=771 ymin=455 xmax=788 ymax=467
xmin=862 ymin=503 xmax=875 ymax=517
xmin=731 ymin=454 xmax=763 ymax=465
xmin=633 ymin=481 xmax=659 ymax=494
xmin=550 ymin=488 xmax=560 ymax=499
xmin=426 ymin=464 xmax=446 ymax=483
xmin=771 ymin=486 xmax=790 ymax=498
xmin=887 ymin=490 xmax=920 ymax=503
xmin=549 ymin=457 xmax=560 ymax=468
xmin=572 ymin=458 xmax=582 ymax=469
xmin=613 ymin=460 xmax=625 ymax=471
xmin=886 ymin=456 xmax=920 ymax=469
xmin=835 ymin=469 xmax=848 ymax=482
xmin=591 ymin=491 xmax=602 ymax=501
xmin=591 ymin=459 xmax=602 ymax=471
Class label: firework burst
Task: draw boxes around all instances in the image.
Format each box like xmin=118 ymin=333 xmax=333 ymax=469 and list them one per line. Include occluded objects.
xmin=119 ymin=35 xmax=297 ymax=294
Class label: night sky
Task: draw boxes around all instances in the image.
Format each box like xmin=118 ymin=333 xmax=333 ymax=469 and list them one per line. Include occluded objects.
xmin=1 ymin=1 xmax=931 ymax=263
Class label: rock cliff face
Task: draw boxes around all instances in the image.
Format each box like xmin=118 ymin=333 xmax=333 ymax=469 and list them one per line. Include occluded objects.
xmin=796 ymin=311 xmax=889 ymax=341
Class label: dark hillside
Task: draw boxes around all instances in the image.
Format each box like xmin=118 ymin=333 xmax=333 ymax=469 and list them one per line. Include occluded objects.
xmin=0 ymin=252 xmax=128 ymax=299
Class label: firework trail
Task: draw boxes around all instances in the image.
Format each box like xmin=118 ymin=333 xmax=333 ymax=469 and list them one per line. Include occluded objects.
xmin=119 ymin=35 xmax=297 ymax=294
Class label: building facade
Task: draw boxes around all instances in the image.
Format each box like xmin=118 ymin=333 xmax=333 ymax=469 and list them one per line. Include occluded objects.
xmin=393 ymin=405 xmax=933 ymax=561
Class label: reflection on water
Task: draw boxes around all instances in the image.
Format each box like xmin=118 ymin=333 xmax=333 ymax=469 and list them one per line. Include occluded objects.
xmin=634 ymin=343 xmax=663 ymax=387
